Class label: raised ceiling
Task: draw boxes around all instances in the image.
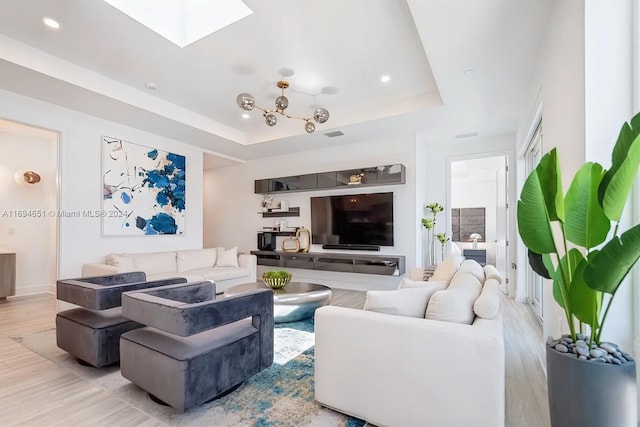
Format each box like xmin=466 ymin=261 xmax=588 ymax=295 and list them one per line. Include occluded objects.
xmin=0 ymin=0 xmax=552 ymax=164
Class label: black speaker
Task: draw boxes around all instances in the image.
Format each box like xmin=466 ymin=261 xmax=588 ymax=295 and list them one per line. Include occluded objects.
xmin=257 ymin=232 xmax=277 ymax=251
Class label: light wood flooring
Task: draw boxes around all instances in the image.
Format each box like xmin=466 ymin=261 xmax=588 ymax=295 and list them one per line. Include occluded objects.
xmin=0 ymin=290 xmax=548 ymax=426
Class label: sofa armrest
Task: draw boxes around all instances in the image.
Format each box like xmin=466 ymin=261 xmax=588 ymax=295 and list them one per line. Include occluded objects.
xmin=82 ymin=263 xmax=121 ymax=277
xmin=238 ymin=253 xmax=257 ymax=282
xmin=314 ymin=306 xmax=505 ymax=427
xmin=57 ymin=276 xmax=187 ymax=309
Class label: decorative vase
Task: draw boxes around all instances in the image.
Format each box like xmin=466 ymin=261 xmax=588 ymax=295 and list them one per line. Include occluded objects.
xmin=426 ymin=231 xmax=436 ymax=266
xmin=546 ymin=345 xmax=637 ymax=426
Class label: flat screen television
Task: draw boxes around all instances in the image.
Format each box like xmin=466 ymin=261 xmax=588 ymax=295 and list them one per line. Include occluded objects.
xmin=311 ymin=192 xmax=394 ymax=248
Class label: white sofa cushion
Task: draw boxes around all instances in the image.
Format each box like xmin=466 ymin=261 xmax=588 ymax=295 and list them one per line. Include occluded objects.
xmin=106 ymin=254 xmax=136 ymax=271
xmin=458 ymin=259 xmax=485 ymax=283
xmin=430 ymin=254 xmax=464 ymax=283
xmin=196 ymin=267 xmax=251 ymax=281
xmin=133 ymin=252 xmax=177 ymax=275
xmin=474 ymin=279 xmax=502 ymax=319
xmin=448 ymin=272 xmax=482 ymax=291
xmin=364 ymin=287 xmax=441 ymax=318
xmin=177 ymin=248 xmax=217 ymax=272
xmin=484 ymin=264 xmax=502 ymax=284
xmin=399 ymin=278 xmax=448 ymax=290
xmin=426 ymin=274 xmax=482 ymax=325
xmin=216 ymin=247 xmax=239 ymax=267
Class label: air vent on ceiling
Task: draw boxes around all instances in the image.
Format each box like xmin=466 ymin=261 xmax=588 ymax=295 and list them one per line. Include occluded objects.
xmin=324 ymin=131 xmax=344 ymax=138
xmin=455 ymin=132 xmax=478 ymax=139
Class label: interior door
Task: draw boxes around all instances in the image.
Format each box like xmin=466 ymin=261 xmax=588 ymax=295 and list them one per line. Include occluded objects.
xmin=495 ymin=157 xmax=509 ymax=294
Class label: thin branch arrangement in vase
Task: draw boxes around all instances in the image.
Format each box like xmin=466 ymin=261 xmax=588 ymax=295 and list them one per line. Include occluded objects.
xmin=422 ymin=202 xmax=444 ymax=266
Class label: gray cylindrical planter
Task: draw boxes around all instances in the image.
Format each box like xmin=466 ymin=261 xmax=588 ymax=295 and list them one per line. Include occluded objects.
xmin=547 ymin=346 xmax=637 ymax=427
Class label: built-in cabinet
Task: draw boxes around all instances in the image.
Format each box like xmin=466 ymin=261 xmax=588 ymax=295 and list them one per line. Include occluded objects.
xmin=255 ymin=164 xmax=405 ymax=194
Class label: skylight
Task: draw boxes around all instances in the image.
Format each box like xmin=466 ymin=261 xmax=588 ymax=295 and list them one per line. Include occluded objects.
xmin=104 ymin=0 xmax=252 ymax=48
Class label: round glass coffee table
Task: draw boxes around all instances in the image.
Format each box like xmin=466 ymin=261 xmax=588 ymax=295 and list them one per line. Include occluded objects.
xmin=224 ymin=282 xmax=332 ymax=323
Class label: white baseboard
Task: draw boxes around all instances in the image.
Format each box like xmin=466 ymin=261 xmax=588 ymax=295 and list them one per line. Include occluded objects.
xmin=14 ymin=283 xmax=55 ymax=296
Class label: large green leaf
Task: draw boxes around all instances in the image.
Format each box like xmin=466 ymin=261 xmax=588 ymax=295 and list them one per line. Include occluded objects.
xmin=598 ymin=112 xmax=640 ymax=205
xmin=570 ymin=251 xmax=601 ymax=327
xmin=600 ymin=118 xmax=640 ymax=222
xmin=537 ymin=149 xmax=565 ymax=222
xmin=584 ymin=224 xmax=640 ymax=295
xmin=564 ymin=162 xmax=610 ymax=248
xmin=517 ymin=153 xmax=558 ymax=255
xmin=528 ymin=250 xmax=552 ymax=279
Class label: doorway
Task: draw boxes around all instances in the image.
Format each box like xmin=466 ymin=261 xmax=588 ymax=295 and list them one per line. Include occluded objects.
xmin=449 ymin=155 xmax=510 ymax=291
xmin=0 ymin=118 xmax=59 ymax=296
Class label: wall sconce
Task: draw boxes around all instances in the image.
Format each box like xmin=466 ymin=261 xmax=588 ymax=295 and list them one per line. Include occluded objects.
xmin=469 ymin=233 xmax=482 ymax=249
xmin=14 ymin=170 xmax=41 ymax=185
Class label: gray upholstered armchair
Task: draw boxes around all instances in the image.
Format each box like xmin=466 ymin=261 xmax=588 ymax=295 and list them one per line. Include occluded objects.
xmin=56 ymin=272 xmax=187 ymax=367
xmin=119 ymin=281 xmax=274 ymax=412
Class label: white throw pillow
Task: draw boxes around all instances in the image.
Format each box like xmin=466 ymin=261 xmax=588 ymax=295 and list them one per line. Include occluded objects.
xmin=216 ymin=247 xmax=239 ymax=267
xmin=364 ymin=287 xmax=440 ymax=318
xmin=425 ymin=287 xmax=480 ymax=325
xmin=430 ymin=254 xmax=465 ymax=283
xmin=458 ymin=259 xmax=485 ymax=283
xmin=177 ymin=248 xmax=217 ymax=272
xmin=448 ymin=272 xmax=482 ymax=292
xmin=474 ymin=279 xmax=501 ymax=319
xmin=106 ymin=254 xmax=136 ymax=271
xmin=483 ymin=265 xmax=502 ymax=284
xmin=398 ymin=278 xmax=447 ymax=291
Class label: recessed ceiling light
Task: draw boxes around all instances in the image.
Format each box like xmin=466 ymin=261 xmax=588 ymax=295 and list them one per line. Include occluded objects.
xmin=242 ymin=113 xmax=250 ymax=119
xmin=380 ymin=75 xmax=390 ymax=83
xmin=42 ymin=17 xmax=60 ymax=29
xmin=145 ymin=81 xmax=158 ymax=90
xmin=464 ymin=69 xmax=474 ymax=76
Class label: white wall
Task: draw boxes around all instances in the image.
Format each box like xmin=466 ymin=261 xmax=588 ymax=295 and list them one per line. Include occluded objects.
xmin=204 ymin=137 xmax=416 ymax=290
xmin=0 ymin=89 xmax=204 ymax=280
xmin=0 ymin=126 xmax=57 ymax=295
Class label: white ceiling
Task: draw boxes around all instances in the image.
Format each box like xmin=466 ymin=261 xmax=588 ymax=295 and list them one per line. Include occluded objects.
xmin=0 ymin=0 xmax=552 ymax=167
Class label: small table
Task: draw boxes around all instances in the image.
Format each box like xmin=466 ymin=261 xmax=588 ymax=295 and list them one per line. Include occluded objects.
xmin=224 ymin=282 xmax=333 ymax=323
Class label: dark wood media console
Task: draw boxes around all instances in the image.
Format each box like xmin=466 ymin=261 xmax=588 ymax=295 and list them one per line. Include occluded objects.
xmin=251 ymin=250 xmax=405 ymax=276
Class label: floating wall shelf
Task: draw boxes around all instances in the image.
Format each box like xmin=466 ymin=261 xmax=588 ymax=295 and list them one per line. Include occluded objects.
xmin=254 ymin=164 xmax=405 ymax=194
xmin=260 ymin=207 xmax=300 ymax=218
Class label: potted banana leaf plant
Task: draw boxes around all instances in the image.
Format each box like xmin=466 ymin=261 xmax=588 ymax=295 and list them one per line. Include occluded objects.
xmin=517 ymin=112 xmax=640 ymax=427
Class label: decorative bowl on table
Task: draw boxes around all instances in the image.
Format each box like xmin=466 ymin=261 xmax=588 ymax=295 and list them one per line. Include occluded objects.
xmin=262 ymin=271 xmax=292 ymax=289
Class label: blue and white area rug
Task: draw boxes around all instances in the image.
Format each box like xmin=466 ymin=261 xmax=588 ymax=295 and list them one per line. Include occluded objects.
xmin=14 ymin=319 xmax=366 ymax=427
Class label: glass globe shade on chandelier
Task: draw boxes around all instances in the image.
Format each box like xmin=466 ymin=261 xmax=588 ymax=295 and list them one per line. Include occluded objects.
xmin=237 ymin=80 xmax=330 ymax=133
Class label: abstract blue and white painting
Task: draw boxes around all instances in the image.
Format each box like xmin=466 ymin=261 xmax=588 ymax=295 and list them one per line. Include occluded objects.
xmin=102 ymin=136 xmax=186 ymax=236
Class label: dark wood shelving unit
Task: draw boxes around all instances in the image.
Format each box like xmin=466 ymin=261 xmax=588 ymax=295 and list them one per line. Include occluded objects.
xmin=251 ymin=250 xmax=405 ymax=276
xmin=260 ymin=207 xmax=300 ymax=218
xmin=254 ymin=164 xmax=405 ymax=194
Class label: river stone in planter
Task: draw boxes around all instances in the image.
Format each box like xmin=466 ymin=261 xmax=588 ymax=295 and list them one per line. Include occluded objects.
xmin=547 ymin=345 xmax=637 ymax=427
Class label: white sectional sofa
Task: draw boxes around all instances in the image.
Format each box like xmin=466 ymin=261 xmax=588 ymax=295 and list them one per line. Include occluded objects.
xmin=314 ymin=255 xmax=505 ymax=427
xmin=82 ymin=247 xmax=256 ymax=294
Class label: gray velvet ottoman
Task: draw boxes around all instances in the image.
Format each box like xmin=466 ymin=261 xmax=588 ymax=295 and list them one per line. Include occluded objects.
xmin=56 ymin=272 xmax=187 ymax=367
xmin=120 ymin=281 xmax=274 ymax=412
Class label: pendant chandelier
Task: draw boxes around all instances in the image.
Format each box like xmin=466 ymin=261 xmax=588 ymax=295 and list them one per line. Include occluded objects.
xmin=236 ymin=80 xmax=330 ymax=133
